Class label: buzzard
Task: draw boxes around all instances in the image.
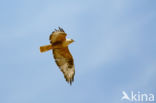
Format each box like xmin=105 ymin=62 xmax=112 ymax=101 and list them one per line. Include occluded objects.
xmin=40 ymin=27 xmax=75 ymax=85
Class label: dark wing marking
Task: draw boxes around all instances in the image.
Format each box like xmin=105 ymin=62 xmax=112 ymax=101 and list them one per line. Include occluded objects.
xmin=49 ymin=27 xmax=67 ymax=44
xmin=53 ymin=47 xmax=75 ymax=84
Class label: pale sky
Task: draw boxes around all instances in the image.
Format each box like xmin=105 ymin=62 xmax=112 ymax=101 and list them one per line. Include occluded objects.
xmin=0 ymin=0 xmax=156 ymax=103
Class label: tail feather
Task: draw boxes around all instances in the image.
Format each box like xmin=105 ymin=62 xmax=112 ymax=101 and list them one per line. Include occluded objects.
xmin=40 ymin=44 xmax=52 ymax=53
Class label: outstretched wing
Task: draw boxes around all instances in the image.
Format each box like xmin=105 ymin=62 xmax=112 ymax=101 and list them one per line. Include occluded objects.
xmin=53 ymin=47 xmax=75 ymax=84
xmin=49 ymin=27 xmax=67 ymax=43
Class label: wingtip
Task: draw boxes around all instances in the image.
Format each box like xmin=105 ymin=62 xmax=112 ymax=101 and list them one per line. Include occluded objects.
xmin=68 ymin=80 xmax=73 ymax=85
xmin=65 ymin=78 xmax=74 ymax=85
xmin=58 ymin=27 xmax=64 ymax=32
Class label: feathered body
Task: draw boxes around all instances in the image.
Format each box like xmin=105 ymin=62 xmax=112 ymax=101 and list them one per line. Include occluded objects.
xmin=40 ymin=27 xmax=75 ymax=85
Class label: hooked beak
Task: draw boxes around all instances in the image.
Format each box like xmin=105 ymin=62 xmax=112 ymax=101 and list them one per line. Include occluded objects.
xmin=71 ymin=39 xmax=75 ymax=42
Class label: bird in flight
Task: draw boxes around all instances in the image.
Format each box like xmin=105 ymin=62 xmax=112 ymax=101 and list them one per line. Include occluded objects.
xmin=40 ymin=27 xmax=75 ymax=85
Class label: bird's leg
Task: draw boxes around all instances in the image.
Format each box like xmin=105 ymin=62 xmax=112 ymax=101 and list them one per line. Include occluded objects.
xmin=40 ymin=44 xmax=52 ymax=53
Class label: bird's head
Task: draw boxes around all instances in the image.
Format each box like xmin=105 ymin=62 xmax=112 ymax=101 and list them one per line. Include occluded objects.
xmin=66 ymin=39 xmax=74 ymax=45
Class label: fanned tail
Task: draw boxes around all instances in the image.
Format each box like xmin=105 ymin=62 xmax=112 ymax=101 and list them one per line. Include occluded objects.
xmin=40 ymin=44 xmax=52 ymax=53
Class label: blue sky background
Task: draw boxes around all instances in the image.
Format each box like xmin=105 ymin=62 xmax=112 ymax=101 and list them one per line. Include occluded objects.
xmin=0 ymin=0 xmax=156 ymax=103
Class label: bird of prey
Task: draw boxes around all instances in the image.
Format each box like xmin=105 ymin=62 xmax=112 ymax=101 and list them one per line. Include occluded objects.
xmin=40 ymin=27 xmax=75 ymax=85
